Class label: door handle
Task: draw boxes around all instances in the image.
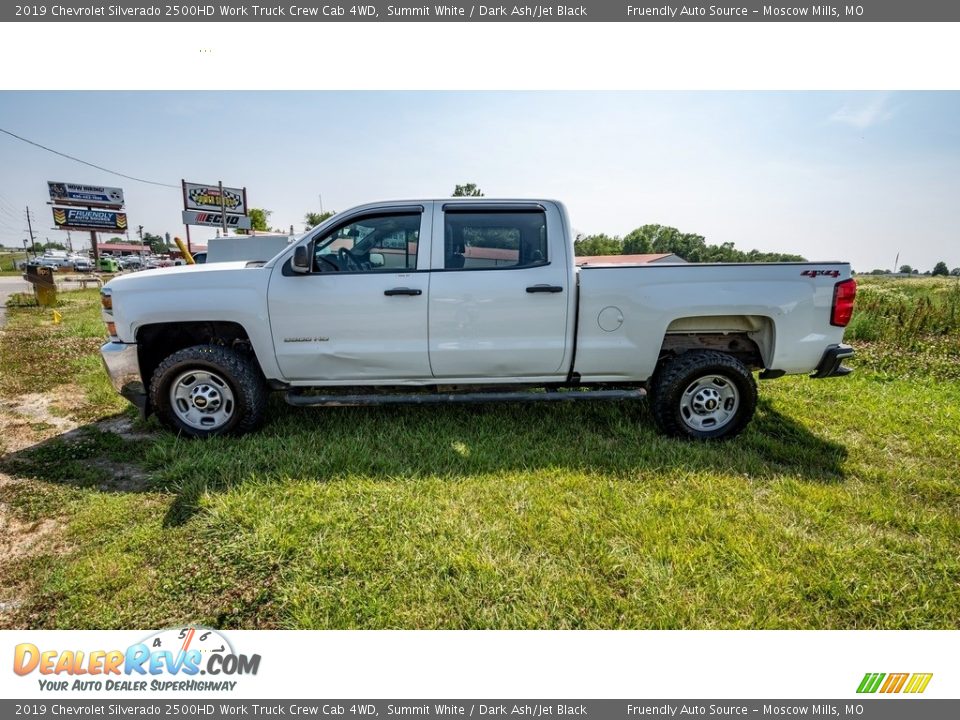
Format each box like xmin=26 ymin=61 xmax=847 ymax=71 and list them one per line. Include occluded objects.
xmin=384 ymin=287 xmax=423 ymax=296
xmin=526 ymin=284 xmax=564 ymax=294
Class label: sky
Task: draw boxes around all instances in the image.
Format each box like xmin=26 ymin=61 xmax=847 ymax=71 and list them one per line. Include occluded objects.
xmin=0 ymin=91 xmax=958 ymax=271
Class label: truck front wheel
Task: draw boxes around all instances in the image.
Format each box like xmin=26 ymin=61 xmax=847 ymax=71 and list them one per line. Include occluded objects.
xmin=649 ymin=350 xmax=757 ymax=441
xmin=149 ymin=345 xmax=267 ymax=438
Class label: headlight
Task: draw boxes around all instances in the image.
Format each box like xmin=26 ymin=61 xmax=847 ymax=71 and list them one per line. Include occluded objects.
xmin=101 ymin=290 xmax=118 ymax=339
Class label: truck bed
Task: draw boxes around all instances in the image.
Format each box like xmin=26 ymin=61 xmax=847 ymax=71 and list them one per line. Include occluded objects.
xmin=574 ymin=262 xmax=852 ymax=381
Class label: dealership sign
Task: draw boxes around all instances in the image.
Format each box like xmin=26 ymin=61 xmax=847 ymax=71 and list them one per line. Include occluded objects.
xmin=48 ymin=182 xmax=125 ymax=208
xmin=183 ymin=182 xmax=247 ymax=215
xmin=53 ymin=207 xmax=128 ymax=232
xmin=182 ymin=210 xmax=252 ymax=230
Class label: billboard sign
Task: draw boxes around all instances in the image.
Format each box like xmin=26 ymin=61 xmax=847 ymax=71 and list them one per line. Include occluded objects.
xmin=48 ymin=182 xmax=125 ymax=208
xmin=182 ymin=210 xmax=253 ymax=230
xmin=52 ymin=207 xmax=128 ymax=232
xmin=183 ymin=182 xmax=247 ymax=215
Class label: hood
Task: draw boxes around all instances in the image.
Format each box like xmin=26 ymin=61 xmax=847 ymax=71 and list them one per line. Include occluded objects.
xmin=104 ymin=261 xmax=252 ymax=291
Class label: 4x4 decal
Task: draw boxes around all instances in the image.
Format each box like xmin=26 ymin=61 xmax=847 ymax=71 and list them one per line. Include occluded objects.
xmin=801 ymin=269 xmax=841 ymax=278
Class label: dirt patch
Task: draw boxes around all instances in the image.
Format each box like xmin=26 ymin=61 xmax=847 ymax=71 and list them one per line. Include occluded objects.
xmin=0 ymin=478 xmax=64 ymax=556
xmin=0 ymin=385 xmax=157 ymax=624
xmin=0 ymin=392 xmax=78 ymax=453
xmin=87 ymin=457 xmax=153 ymax=492
xmin=0 ymin=471 xmax=68 ymax=626
xmin=95 ymin=414 xmax=155 ymax=443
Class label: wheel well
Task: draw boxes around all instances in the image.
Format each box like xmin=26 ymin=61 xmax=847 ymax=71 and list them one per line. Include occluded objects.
xmin=657 ymin=315 xmax=774 ymax=371
xmin=658 ymin=333 xmax=764 ymax=370
xmin=137 ymin=321 xmax=259 ymax=388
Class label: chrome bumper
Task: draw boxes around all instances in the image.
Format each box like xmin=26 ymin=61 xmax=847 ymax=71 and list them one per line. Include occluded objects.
xmin=100 ymin=341 xmax=148 ymax=415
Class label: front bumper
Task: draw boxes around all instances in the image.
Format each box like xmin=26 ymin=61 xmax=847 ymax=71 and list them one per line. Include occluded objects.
xmin=810 ymin=343 xmax=855 ymax=379
xmin=100 ymin=341 xmax=148 ymax=415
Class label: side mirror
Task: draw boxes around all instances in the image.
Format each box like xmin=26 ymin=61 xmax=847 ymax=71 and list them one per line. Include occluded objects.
xmin=369 ymin=252 xmax=385 ymax=268
xmin=292 ymin=245 xmax=310 ymax=274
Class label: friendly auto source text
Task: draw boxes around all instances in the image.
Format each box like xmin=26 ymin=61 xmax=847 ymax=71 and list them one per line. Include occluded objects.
xmin=626 ymin=5 xmax=849 ymax=17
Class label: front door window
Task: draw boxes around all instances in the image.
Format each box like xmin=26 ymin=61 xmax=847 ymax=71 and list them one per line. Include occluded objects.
xmin=313 ymin=214 xmax=420 ymax=273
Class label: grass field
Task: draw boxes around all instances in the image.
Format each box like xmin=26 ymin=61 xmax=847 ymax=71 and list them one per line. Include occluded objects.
xmin=0 ymin=251 xmax=28 ymax=275
xmin=0 ymin=279 xmax=958 ymax=629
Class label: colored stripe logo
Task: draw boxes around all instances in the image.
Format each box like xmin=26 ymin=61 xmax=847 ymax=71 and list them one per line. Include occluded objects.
xmin=857 ymin=672 xmax=933 ymax=694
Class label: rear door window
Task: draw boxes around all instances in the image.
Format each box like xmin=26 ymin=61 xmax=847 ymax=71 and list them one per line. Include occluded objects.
xmin=443 ymin=211 xmax=547 ymax=270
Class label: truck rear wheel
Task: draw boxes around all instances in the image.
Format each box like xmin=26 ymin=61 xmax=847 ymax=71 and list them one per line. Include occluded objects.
xmin=649 ymin=350 xmax=757 ymax=441
xmin=149 ymin=345 xmax=267 ymax=438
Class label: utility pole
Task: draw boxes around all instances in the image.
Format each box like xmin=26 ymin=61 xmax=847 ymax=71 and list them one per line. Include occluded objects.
xmin=67 ymin=230 xmax=73 ymax=253
xmin=218 ymin=180 xmax=228 ymax=236
xmin=25 ymin=205 xmax=36 ymax=254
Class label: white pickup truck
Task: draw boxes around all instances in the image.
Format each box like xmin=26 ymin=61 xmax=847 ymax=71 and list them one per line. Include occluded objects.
xmin=100 ymin=199 xmax=856 ymax=440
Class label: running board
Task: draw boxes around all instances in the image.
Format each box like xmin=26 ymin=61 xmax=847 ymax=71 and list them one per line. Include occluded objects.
xmin=285 ymin=388 xmax=646 ymax=408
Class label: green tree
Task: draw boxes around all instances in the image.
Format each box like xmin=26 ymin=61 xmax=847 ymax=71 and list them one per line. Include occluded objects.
xmin=932 ymin=261 xmax=949 ymax=276
xmin=951 ymin=267 xmax=960 ymax=277
xmin=236 ymin=208 xmax=272 ymax=235
xmin=574 ymin=234 xmax=623 ymax=256
xmin=621 ymin=225 xmax=707 ymax=260
xmin=621 ymin=227 xmax=654 ymax=254
xmin=899 ymin=265 xmax=913 ymax=274
xmin=577 ymin=222 xmax=807 ymax=263
xmin=452 ymin=183 xmax=483 ymax=197
xmin=142 ymin=232 xmax=167 ymax=255
xmin=304 ymin=211 xmax=336 ymax=230
xmin=105 ymin=237 xmax=126 ymax=244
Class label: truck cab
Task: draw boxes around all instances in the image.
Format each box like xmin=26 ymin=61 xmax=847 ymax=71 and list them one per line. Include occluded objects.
xmin=273 ymin=200 xmax=576 ymax=383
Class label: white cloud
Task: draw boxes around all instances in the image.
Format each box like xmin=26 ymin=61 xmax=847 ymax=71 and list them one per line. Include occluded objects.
xmin=829 ymin=93 xmax=894 ymax=129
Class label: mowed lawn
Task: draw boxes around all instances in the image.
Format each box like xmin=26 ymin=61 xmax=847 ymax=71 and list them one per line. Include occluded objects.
xmin=0 ymin=283 xmax=958 ymax=629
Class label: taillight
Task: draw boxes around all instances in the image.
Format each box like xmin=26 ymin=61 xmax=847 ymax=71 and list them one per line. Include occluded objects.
xmin=831 ymin=278 xmax=857 ymax=327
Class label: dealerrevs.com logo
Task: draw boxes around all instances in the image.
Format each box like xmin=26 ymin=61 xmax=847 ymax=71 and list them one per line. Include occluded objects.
xmin=13 ymin=627 xmax=260 ymax=693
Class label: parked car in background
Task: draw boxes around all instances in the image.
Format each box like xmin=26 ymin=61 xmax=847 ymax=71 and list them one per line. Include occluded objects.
xmin=99 ymin=257 xmax=121 ymax=273
xmin=39 ymin=250 xmax=71 ymax=268
xmin=72 ymin=258 xmax=94 ymax=273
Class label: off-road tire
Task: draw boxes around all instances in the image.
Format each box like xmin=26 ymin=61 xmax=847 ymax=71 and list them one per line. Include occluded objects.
xmin=149 ymin=344 xmax=267 ymax=438
xmin=649 ymin=350 xmax=757 ymax=441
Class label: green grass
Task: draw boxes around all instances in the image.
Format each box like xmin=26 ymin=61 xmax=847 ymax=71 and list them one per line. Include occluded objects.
xmin=0 ymin=284 xmax=958 ymax=629
xmin=0 ymin=250 xmax=28 ymax=273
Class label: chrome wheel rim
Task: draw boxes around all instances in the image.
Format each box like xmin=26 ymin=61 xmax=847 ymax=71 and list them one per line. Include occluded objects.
xmin=680 ymin=374 xmax=740 ymax=431
xmin=170 ymin=369 xmax=235 ymax=431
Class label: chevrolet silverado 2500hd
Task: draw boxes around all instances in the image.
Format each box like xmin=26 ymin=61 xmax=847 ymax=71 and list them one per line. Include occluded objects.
xmin=99 ymin=199 xmax=856 ymax=440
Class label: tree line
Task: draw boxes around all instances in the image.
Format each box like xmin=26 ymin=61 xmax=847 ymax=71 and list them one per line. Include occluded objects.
xmin=573 ymin=225 xmax=806 ymax=263
xmin=865 ymin=262 xmax=959 ymax=277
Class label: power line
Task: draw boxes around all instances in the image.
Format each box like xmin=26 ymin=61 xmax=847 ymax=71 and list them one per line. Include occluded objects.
xmin=0 ymin=193 xmax=21 ymax=217
xmin=0 ymin=126 xmax=180 ymax=189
